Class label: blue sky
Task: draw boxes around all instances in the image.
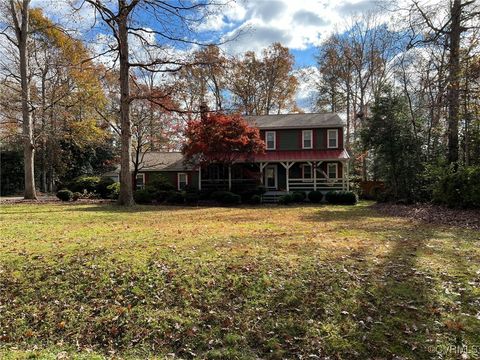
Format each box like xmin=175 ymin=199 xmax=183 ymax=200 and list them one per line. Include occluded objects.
xmin=33 ymin=0 xmax=389 ymax=67
xmin=30 ymin=0 xmax=394 ymax=110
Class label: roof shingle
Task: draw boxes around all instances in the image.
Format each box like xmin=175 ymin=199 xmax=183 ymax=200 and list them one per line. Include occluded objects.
xmin=244 ymin=113 xmax=344 ymax=129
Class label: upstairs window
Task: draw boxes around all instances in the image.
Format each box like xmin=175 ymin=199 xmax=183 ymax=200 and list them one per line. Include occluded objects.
xmin=136 ymin=173 xmax=145 ymax=190
xmin=327 ymin=163 xmax=338 ymax=179
xmin=177 ymin=173 xmax=188 ymax=190
xmin=265 ymin=131 xmax=276 ymax=150
xmin=327 ymin=129 xmax=338 ymax=148
xmin=302 ymin=130 xmax=313 ymax=149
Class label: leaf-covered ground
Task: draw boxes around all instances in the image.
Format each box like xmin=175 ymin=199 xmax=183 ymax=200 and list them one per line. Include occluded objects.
xmin=0 ymin=202 xmax=479 ymax=359
xmin=374 ymin=202 xmax=480 ymax=231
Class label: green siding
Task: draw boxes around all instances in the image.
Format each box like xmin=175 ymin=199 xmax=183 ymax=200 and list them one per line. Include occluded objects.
xmin=315 ymin=128 xmax=325 ymax=149
xmin=278 ymin=130 xmax=299 ymax=150
xmin=190 ymin=172 xmax=199 ymax=189
xmin=262 ymin=128 xmax=339 ymax=150
xmin=144 ymin=171 xmax=199 ymax=190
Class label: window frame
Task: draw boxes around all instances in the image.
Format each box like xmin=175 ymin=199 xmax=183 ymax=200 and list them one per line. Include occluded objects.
xmin=301 ymin=164 xmax=313 ymax=180
xmin=327 ymin=163 xmax=338 ymax=179
xmin=327 ymin=129 xmax=338 ymax=149
xmin=302 ymin=129 xmax=313 ymax=149
xmin=265 ymin=131 xmax=276 ymax=150
xmin=177 ymin=172 xmax=188 ymax=190
xmin=136 ymin=173 xmax=145 ymax=190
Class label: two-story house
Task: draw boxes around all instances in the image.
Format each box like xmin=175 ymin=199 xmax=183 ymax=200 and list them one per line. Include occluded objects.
xmin=106 ymin=113 xmax=350 ymax=198
xmin=243 ymin=112 xmax=350 ymax=193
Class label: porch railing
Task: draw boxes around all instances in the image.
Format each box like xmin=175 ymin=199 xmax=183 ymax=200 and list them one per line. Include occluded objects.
xmin=200 ymin=178 xmax=258 ymax=191
xmin=288 ymin=178 xmax=345 ymax=192
xmin=199 ymin=178 xmax=347 ymax=192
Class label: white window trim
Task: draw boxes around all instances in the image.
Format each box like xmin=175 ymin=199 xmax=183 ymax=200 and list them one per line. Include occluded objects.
xmin=302 ymin=130 xmax=313 ymax=149
xmin=327 ymin=163 xmax=338 ymax=179
xmin=327 ymin=129 xmax=338 ymax=149
xmin=136 ymin=173 xmax=145 ymax=189
xmin=265 ymin=131 xmax=276 ymax=150
xmin=301 ymin=164 xmax=313 ymax=180
xmin=177 ymin=172 xmax=188 ymax=190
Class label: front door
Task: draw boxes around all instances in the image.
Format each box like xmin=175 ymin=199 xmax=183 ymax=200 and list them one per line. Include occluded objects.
xmin=264 ymin=165 xmax=278 ymax=190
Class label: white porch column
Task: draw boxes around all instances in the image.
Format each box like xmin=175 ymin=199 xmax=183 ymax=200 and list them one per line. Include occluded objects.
xmin=228 ymin=165 xmax=232 ymax=191
xmin=342 ymin=161 xmax=346 ymax=190
xmin=198 ymin=166 xmax=202 ymax=190
xmin=280 ymin=162 xmax=294 ymax=192
xmin=259 ymin=162 xmax=268 ymax=185
xmin=286 ymin=163 xmax=290 ymax=192
xmin=313 ymin=161 xmax=317 ymax=191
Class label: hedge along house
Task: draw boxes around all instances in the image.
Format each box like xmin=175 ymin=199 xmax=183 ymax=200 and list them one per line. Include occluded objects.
xmin=105 ymin=113 xmax=350 ymax=197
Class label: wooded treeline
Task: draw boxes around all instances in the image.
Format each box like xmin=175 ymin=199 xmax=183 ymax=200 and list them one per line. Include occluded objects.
xmin=0 ymin=0 xmax=299 ymax=201
xmin=1 ymin=0 xmax=479 ymax=206
xmin=315 ymin=1 xmax=480 ymax=203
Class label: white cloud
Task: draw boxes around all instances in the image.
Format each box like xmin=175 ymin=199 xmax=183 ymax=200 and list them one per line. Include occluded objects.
xmin=195 ymin=1 xmax=247 ymax=31
xmin=217 ymin=0 xmax=394 ymax=55
xmin=31 ymin=0 xmax=97 ymax=34
xmin=294 ymin=67 xmax=320 ymax=112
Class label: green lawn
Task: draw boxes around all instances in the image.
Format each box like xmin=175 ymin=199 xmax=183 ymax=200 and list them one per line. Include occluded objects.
xmin=0 ymin=202 xmax=479 ymax=359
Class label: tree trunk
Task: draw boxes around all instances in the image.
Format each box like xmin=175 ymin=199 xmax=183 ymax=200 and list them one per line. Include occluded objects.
xmin=346 ymin=81 xmax=351 ymax=147
xmin=117 ymin=9 xmax=134 ymax=206
xmin=40 ymin=67 xmax=47 ymax=192
xmin=446 ymin=0 xmax=462 ymax=168
xmin=11 ymin=0 xmax=37 ymax=199
xmin=463 ymin=57 xmax=470 ymax=167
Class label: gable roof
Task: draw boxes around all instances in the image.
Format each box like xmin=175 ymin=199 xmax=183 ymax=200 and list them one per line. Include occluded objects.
xmin=104 ymin=152 xmax=193 ymax=175
xmin=137 ymin=152 xmax=193 ymax=171
xmin=244 ymin=113 xmax=344 ymax=130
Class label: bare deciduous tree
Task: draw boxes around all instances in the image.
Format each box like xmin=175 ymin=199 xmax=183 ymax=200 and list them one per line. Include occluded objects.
xmin=2 ymin=0 xmax=36 ymax=199
xmin=78 ymin=0 xmax=228 ymax=205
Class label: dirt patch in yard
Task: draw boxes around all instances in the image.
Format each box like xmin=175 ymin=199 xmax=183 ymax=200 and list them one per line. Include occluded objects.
xmin=373 ymin=202 xmax=480 ymax=230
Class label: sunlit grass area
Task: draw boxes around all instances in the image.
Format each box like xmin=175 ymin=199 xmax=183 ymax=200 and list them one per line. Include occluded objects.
xmin=0 ymin=202 xmax=479 ymax=359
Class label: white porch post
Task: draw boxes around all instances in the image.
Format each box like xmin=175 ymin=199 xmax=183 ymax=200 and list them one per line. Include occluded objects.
xmin=280 ymin=162 xmax=294 ymax=192
xmin=313 ymin=161 xmax=317 ymax=191
xmin=198 ymin=166 xmax=202 ymax=191
xmin=286 ymin=163 xmax=290 ymax=192
xmin=228 ymin=165 xmax=232 ymax=191
xmin=259 ymin=162 xmax=268 ymax=185
xmin=342 ymin=161 xmax=346 ymax=190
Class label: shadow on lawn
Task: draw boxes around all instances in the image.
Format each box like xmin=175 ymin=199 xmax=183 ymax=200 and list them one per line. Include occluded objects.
xmin=71 ymin=203 xmax=208 ymax=213
xmin=225 ymin=222 xmax=441 ymax=358
xmin=347 ymin=223 xmax=475 ymax=358
xmin=300 ymin=203 xmax=391 ymax=223
xmin=287 ymin=204 xmax=456 ymax=358
xmin=348 ymin=225 xmax=439 ymax=358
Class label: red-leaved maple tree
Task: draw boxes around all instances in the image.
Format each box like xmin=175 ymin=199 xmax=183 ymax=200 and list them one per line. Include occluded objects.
xmin=183 ymin=112 xmax=264 ymax=166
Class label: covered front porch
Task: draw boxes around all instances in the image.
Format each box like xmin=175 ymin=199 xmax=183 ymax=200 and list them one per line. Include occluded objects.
xmin=197 ymin=159 xmax=350 ymax=193
xmin=259 ymin=160 xmax=350 ymax=193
